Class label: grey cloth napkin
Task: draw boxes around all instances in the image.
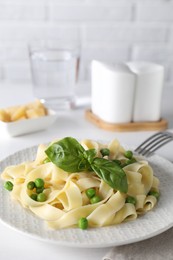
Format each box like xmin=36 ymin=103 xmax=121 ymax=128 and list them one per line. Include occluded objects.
xmin=103 ymin=227 xmax=173 ymax=260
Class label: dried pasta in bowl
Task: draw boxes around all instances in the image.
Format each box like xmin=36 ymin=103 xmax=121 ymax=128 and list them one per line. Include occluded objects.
xmin=0 ymin=100 xmax=57 ymax=136
xmin=0 ymin=100 xmax=47 ymax=122
xmin=1 ymin=137 xmax=160 ymax=229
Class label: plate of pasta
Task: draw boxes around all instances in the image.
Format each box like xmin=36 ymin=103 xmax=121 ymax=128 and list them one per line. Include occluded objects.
xmin=0 ymin=137 xmax=173 ymax=248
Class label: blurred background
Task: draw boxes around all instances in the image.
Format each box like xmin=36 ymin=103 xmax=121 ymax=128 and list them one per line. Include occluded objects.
xmin=0 ymin=0 xmax=173 ymax=88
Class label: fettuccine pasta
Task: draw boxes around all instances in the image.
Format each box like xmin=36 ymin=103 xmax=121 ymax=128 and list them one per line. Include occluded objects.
xmin=1 ymin=138 xmax=160 ymax=229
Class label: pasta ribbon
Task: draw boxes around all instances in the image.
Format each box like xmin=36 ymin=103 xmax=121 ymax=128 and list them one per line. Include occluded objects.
xmin=1 ymin=139 xmax=160 ymax=229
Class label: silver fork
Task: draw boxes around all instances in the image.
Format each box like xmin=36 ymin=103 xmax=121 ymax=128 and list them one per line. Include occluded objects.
xmin=134 ymin=131 xmax=173 ymax=157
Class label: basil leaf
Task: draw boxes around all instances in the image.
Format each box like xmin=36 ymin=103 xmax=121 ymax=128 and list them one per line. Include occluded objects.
xmin=45 ymin=136 xmax=128 ymax=193
xmin=45 ymin=137 xmax=90 ymax=172
xmin=83 ymin=149 xmax=97 ymax=164
xmin=91 ymin=158 xmax=128 ymax=193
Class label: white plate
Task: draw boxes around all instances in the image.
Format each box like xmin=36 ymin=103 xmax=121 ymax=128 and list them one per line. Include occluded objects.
xmin=0 ymin=109 xmax=57 ymax=137
xmin=0 ymin=146 xmax=173 ymax=248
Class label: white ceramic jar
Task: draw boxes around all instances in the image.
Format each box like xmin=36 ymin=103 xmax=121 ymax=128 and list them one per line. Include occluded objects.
xmin=127 ymin=62 xmax=164 ymax=122
xmin=91 ymin=60 xmax=136 ymax=123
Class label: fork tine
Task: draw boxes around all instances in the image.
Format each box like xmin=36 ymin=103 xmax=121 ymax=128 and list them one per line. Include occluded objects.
xmin=141 ymin=135 xmax=173 ymax=156
xmin=135 ymin=132 xmax=163 ymax=153
xmin=136 ymin=134 xmax=172 ymax=155
xmin=135 ymin=131 xmax=173 ymax=157
xmin=144 ymin=137 xmax=173 ymax=157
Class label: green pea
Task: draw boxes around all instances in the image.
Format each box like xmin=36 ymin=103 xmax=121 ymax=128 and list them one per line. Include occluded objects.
xmin=78 ymin=217 xmax=88 ymax=230
xmin=86 ymin=188 xmax=96 ymax=199
xmin=43 ymin=158 xmax=50 ymax=164
xmin=4 ymin=181 xmax=13 ymax=191
xmin=27 ymin=181 xmax=35 ymax=190
xmin=100 ymin=148 xmax=110 ymax=157
xmin=124 ymin=150 xmax=133 ymax=159
xmin=30 ymin=193 xmax=37 ymax=201
xmin=35 ymin=178 xmax=44 ymax=188
xmin=36 ymin=187 xmax=44 ymax=194
xmin=37 ymin=192 xmax=47 ymax=202
xmin=126 ymin=196 xmax=136 ymax=205
xmin=148 ymin=190 xmax=160 ymax=199
xmin=90 ymin=195 xmax=101 ymax=204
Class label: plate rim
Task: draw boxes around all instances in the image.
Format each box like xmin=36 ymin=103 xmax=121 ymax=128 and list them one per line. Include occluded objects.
xmin=0 ymin=144 xmax=173 ymax=248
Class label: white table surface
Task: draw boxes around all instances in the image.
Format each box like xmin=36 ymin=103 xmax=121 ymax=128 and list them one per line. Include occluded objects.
xmin=0 ymin=82 xmax=173 ymax=260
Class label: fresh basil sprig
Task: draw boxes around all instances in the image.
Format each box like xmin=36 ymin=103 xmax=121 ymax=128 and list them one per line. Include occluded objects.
xmin=45 ymin=137 xmax=92 ymax=172
xmin=45 ymin=137 xmax=128 ymax=193
xmin=91 ymin=158 xmax=127 ymax=193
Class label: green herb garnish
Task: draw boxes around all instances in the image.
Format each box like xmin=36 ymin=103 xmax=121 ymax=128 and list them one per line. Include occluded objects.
xmin=100 ymin=148 xmax=110 ymax=157
xmin=45 ymin=137 xmax=128 ymax=193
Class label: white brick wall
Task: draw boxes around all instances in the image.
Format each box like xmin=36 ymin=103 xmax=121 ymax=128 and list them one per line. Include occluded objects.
xmin=0 ymin=3 xmax=45 ymax=20
xmin=0 ymin=0 xmax=172 ymax=84
xmin=136 ymin=3 xmax=173 ymax=21
xmin=49 ymin=4 xmax=132 ymax=21
xmin=84 ymin=23 xmax=167 ymax=43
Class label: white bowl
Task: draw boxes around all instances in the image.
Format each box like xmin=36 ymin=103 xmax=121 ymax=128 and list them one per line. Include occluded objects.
xmin=0 ymin=109 xmax=57 ymax=137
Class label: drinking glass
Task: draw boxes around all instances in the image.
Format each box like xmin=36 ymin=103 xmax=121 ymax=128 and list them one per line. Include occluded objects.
xmin=29 ymin=41 xmax=80 ymax=110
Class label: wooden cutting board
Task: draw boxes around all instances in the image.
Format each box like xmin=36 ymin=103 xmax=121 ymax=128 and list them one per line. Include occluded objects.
xmin=85 ymin=109 xmax=168 ymax=132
